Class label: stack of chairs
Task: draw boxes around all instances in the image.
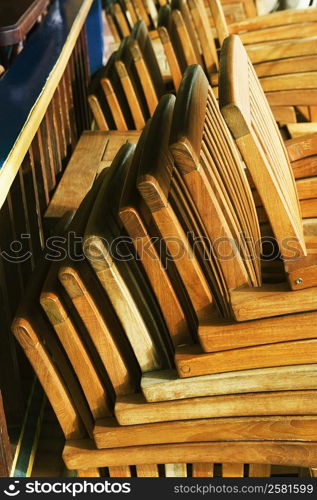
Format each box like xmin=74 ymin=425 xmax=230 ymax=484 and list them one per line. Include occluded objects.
xmin=105 ymin=0 xmax=159 ymax=40
xmin=158 ymin=0 xmax=317 ymax=123
xmin=104 ymin=0 xmax=256 ymax=42
xmin=91 ymin=0 xmax=317 ymax=134
xmin=88 ymin=20 xmax=167 ymax=130
xmin=209 ymin=0 xmax=317 ymax=123
xmin=12 ymin=35 xmax=317 ymax=476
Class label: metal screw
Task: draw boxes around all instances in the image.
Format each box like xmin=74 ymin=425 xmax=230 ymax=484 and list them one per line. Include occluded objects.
xmin=295 ymin=278 xmax=303 ymax=285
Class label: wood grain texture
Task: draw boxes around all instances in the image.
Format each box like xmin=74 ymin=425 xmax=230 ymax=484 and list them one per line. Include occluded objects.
xmin=63 ymin=440 xmax=317 ymax=470
xmin=40 ymin=268 xmax=112 ymax=420
xmin=192 ymin=463 xmax=213 ymax=477
xmin=94 ymin=415 xmax=317 ymax=449
xmin=85 ymin=143 xmax=170 ymax=372
xmin=77 ymin=468 xmax=101 ymax=477
xmin=198 ymin=308 xmax=317 ymax=352
xmin=249 ymin=464 xmax=271 ymax=477
xmin=229 ymin=8 xmax=317 ymax=32
xmin=175 ymin=341 xmax=317 ymax=378
xmin=286 ymin=133 xmax=317 ymax=163
xmin=59 ymin=262 xmax=139 ymax=396
xmin=115 ymin=391 xmax=317 ymax=426
xmin=219 ymin=35 xmax=306 ymax=262
xmin=246 ymin=37 xmax=317 ymax=65
xmin=136 ymin=464 xmax=159 ymax=477
xmin=141 ymin=365 xmax=317 ymax=402
xmin=230 ymin=283 xmax=317 ymax=321
xmin=222 ymin=463 xmax=244 ymax=477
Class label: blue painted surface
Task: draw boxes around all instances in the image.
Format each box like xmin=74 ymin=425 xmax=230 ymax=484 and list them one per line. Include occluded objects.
xmin=85 ymin=0 xmax=104 ymax=74
xmin=0 ymin=0 xmax=89 ymax=170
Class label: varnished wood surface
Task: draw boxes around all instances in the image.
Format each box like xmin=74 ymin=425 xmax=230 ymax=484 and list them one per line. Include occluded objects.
xmin=63 ymin=439 xmax=317 ymax=470
xmin=115 ymin=391 xmax=317 ymax=426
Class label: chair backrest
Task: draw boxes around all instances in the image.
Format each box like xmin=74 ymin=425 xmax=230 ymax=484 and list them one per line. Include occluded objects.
xmin=131 ymin=0 xmax=151 ymax=27
xmin=208 ymin=0 xmax=230 ymax=45
xmin=170 ymin=65 xmax=261 ymax=294
xmin=112 ymin=2 xmax=131 ymax=37
xmin=171 ymin=0 xmax=203 ymax=66
xmin=117 ymin=36 xmax=155 ymax=119
xmin=119 ymin=122 xmax=196 ymax=348
xmin=12 ymin=278 xmax=93 ymax=440
xmin=131 ymin=20 xmax=165 ymax=98
xmin=106 ymin=12 xmax=121 ymax=43
xmin=114 ymin=48 xmax=146 ymax=130
xmin=84 ymin=144 xmax=173 ymax=372
xmin=123 ymin=0 xmax=138 ymax=27
xmin=158 ymin=5 xmax=198 ymax=72
xmin=157 ymin=7 xmax=182 ymax=90
xmin=11 ymin=183 xmax=110 ymax=439
xmin=40 ymin=262 xmax=113 ymax=421
xmin=88 ymin=52 xmax=135 ymax=130
xmin=187 ymin=0 xmax=219 ymax=73
xmin=58 ymin=260 xmax=140 ymax=396
xmin=219 ymin=35 xmax=306 ymax=261
xmin=137 ymin=94 xmax=217 ymax=319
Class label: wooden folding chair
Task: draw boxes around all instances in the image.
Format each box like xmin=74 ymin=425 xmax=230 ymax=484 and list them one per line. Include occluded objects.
xmin=12 ymin=128 xmax=317 ymax=476
xmin=14 ymin=245 xmax=317 ymax=476
xmin=64 ymin=440 xmax=317 ymax=476
xmin=205 ymin=0 xmax=256 ymax=27
xmin=209 ymin=0 xmax=317 ymax=122
xmin=131 ymin=20 xmax=165 ymax=99
xmin=227 ymin=7 xmax=317 ymax=45
xmin=218 ymin=36 xmax=317 ymax=318
xmin=83 ymin=144 xmax=173 ymax=373
xmin=125 ymin=75 xmax=317 ymax=383
xmin=108 ymin=2 xmax=132 ymax=38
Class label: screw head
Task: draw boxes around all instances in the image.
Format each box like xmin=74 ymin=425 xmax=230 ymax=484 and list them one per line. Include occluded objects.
xmin=295 ymin=278 xmax=303 ymax=285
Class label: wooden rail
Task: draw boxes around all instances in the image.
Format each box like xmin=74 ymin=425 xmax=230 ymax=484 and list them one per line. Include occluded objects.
xmin=0 ymin=0 xmax=93 ymax=457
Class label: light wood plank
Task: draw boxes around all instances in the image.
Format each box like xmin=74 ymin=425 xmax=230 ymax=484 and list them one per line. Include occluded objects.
xmin=249 ymin=464 xmax=271 ymax=477
xmin=222 ymin=463 xmax=244 ymax=477
xmin=114 ymin=391 xmax=317 ymax=426
xmin=94 ymin=415 xmax=317 ymax=449
xmin=175 ymin=341 xmax=317 ymax=378
xmin=141 ymin=365 xmax=317 ymax=402
xmin=63 ymin=440 xmax=317 ymax=470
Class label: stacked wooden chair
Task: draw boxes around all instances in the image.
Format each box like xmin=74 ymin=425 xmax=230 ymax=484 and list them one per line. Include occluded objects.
xmin=91 ymin=1 xmax=317 ymax=134
xmin=155 ymin=0 xmax=317 ymax=123
xmin=207 ymin=0 xmax=256 ymax=24
xmin=88 ymin=20 xmax=166 ymax=131
xmin=105 ymin=0 xmax=159 ymax=40
xmin=12 ymin=47 xmax=317 ymax=474
xmin=104 ymin=0 xmax=257 ymax=42
xmin=208 ymin=0 xmax=317 ymax=123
